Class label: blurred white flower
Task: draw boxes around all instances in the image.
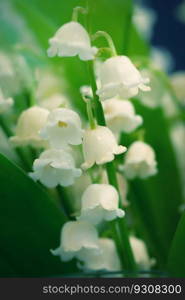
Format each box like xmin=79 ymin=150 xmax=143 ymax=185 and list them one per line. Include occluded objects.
xmin=133 ymin=5 xmax=157 ymax=41
xmin=10 ymin=106 xmax=49 ymax=148
xmin=82 ymin=126 xmax=127 ymax=169
xmin=170 ymin=71 xmax=185 ymax=104
xmin=0 ymin=88 xmax=13 ymax=113
xmin=80 ymin=85 xmax=93 ymax=98
xmin=78 ymin=184 xmax=125 ymax=224
xmin=130 ymin=236 xmax=155 ymax=269
xmin=47 ymin=21 xmax=97 ymax=61
xmin=103 ymin=98 xmax=143 ymax=133
xmin=40 ymin=108 xmax=83 ymax=149
xmin=78 ymin=238 xmax=121 ymax=271
xmin=123 ymin=141 xmax=157 ymax=179
xmin=151 ymin=47 xmax=174 ymax=73
xmin=51 ymin=220 xmax=99 ymax=262
xmin=39 ymin=93 xmax=67 ymax=111
xmin=30 ymin=148 xmax=82 ymax=188
xmin=97 ymin=56 xmax=150 ymax=100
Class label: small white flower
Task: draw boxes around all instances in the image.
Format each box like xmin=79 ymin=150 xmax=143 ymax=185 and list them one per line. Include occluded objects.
xmin=103 ymin=98 xmax=143 ymax=133
xmin=10 ymin=106 xmax=49 ymax=148
xmin=51 ymin=220 xmax=99 ymax=262
xmin=40 ymin=108 xmax=83 ymax=149
xmin=30 ymin=148 xmax=82 ymax=188
xmin=130 ymin=236 xmax=155 ymax=269
xmin=0 ymin=89 xmax=13 ymax=113
xmin=82 ymin=126 xmax=127 ymax=169
xmin=170 ymin=71 xmax=185 ymax=104
xmin=47 ymin=21 xmax=97 ymax=61
xmin=78 ymin=184 xmax=125 ymax=224
xmin=123 ymin=141 xmax=157 ymax=179
xmin=77 ymin=238 xmax=121 ymax=271
xmin=97 ymin=56 xmax=150 ymax=100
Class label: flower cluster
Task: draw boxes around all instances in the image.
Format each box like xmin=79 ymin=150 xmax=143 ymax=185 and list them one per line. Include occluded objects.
xmin=5 ymin=12 xmax=157 ymax=273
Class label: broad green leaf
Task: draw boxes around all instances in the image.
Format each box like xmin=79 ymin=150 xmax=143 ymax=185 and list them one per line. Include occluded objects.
xmin=167 ymin=211 xmax=185 ymax=277
xmin=0 ymin=153 xmax=76 ymax=276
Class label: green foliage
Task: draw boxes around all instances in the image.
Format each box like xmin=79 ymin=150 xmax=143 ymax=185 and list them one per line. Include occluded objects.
xmin=0 ymin=153 xmax=76 ymax=276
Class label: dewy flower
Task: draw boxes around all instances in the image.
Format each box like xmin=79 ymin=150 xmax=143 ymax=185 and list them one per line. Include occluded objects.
xmin=103 ymin=98 xmax=143 ymax=133
xmin=10 ymin=106 xmax=49 ymax=148
xmin=30 ymin=148 xmax=82 ymax=188
xmin=82 ymin=126 xmax=127 ymax=169
xmin=0 ymin=88 xmax=14 ymax=113
xmin=51 ymin=220 xmax=99 ymax=262
xmin=123 ymin=141 xmax=157 ymax=179
xmin=77 ymin=238 xmax=121 ymax=271
xmin=78 ymin=184 xmax=125 ymax=224
xmin=40 ymin=108 xmax=83 ymax=149
xmin=97 ymin=56 xmax=150 ymax=100
xmin=47 ymin=21 xmax=98 ymax=61
xmin=130 ymin=236 xmax=155 ymax=269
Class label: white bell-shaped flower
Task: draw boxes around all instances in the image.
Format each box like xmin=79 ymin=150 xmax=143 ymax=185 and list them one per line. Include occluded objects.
xmin=78 ymin=238 xmax=121 ymax=271
xmin=30 ymin=148 xmax=82 ymax=188
xmin=97 ymin=56 xmax=150 ymax=100
xmin=123 ymin=141 xmax=157 ymax=179
xmin=103 ymin=98 xmax=143 ymax=133
xmin=47 ymin=21 xmax=97 ymax=61
xmin=82 ymin=126 xmax=127 ymax=169
xmin=51 ymin=221 xmax=99 ymax=262
xmin=130 ymin=236 xmax=155 ymax=269
xmin=40 ymin=108 xmax=83 ymax=149
xmin=78 ymin=184 xmax=125 ymax=224
xmin=0 ymin=89 xmax=13 ymax=113
xmin=10 ymin=106 xmax=49 ymax=148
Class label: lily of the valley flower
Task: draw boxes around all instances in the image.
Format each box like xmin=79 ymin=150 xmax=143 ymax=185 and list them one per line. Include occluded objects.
xmin=77 ymin=238 xmax=121 ymax=271
xmin=47 ymin=21 xmax=97 ymax=61
xmin=130 ymin=236 xmax=155 ymax=269
xmin=0 ymin=89 xmax=13 ymax=113
xmin=40 ymin=108 xmax=83 ymax=149
xmin=97 ymin=56 xmax=150 ymax=100
xmin=82 ymin=125 xmax=127 ymax=169
xmin=78 ymin=184 xmax=125 ymax=224
xmin=10 ymin=106 xmax=49 ymax=147
xmin=51 ymin=220 xmax=99 ymax=262
xmin=123 ymin=141 xmax=157 ymax=179
xmin=103 ymin=98 xmax=143 ymax=133
xmin=30 ymin=148 xmax=82 ymax=188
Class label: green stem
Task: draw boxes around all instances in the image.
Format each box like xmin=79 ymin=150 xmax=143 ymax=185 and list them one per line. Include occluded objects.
xmin=86 ymin=60 xmax=137 ymax=272
xmin=72 ymin=6 xmax=87 ymax=22
xmin=91 ymin=31 xmax=117 ymax=56
xmin=56 ymin=186 xmax=75 ymax=220
xmin=86 ymin=98 xmax=96 ymax=129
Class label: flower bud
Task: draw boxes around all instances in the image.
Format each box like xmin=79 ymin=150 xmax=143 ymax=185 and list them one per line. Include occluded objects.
xmin=97 ymin=56 xmax=150 ymax=100
xmin=130 ymin=236 xmax=155 ymax=269
xmin=82 ymin=126 xmax=126 ymax=169
xmin=103 ymin=98 xmax=143 ymax=133
xmin=78 ymin=238 xmax=121 ymax=271
xmin=51 ymin=221 xmax=99 ymax=262
xmin=47 ymin=21 xmax=97 ymax=61
xmin=123 ymin=141 xmax=157 ymax=179
xmin=78 ymin=184 xmax=125 ymax=224
xmin=10 ymin=106 xmax=49 ymax=148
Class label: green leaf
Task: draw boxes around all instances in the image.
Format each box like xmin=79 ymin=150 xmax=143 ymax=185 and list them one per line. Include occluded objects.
xmin=167 ymin=211 xmax=185 ymax=277
xmin=0 ymin=153 xmax=76 ymax=276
